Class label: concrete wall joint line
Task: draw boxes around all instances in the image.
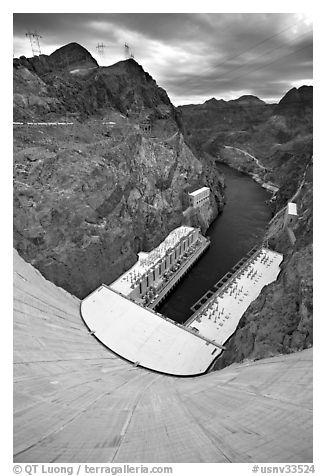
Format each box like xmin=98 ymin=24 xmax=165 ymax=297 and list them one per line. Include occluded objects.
xmin=13 ymin=372 xmax=152 ymax=459
xmin=173 ymin=383 xmax=232 ymax=462
xmin=109 ymin=374 xmax=163 ymax=463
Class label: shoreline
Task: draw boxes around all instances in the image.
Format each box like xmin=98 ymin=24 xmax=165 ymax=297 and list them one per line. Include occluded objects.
xmin=213 ymin=156 xmax=279 ymax=197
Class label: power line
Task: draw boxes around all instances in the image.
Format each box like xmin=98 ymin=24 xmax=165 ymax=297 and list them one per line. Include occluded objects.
xmin=215 ymin=19 xmax=309 ymax=71
xmin=178 ymin=42 xmax=312 ymax=108
xmin=214 ymin=29 xmax=312 ymax=82
xmin=178 ymin=42 xmax=313 ymax=110
xmin=224 ymin=43 xmax=312 ymax=84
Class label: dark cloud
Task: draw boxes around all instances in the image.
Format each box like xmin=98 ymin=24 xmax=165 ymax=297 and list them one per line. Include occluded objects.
xmin=13 ymin=13 xmax=313 ymax=105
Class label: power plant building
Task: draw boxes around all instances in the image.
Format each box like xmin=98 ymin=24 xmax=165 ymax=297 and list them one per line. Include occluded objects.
xmin=189 ymin=186 xmax=210 ymax=208
xmin=110 ymin=226 xmax=202 ymax=305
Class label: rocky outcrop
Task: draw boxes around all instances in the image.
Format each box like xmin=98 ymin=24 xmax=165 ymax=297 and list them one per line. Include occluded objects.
xmin=275 ymin=85 xmax=313 ymax=117
xmin=14 ymin=42 xmax=99 ymax=75
xmin=179 ymin=94 xmax=273 ymax=157
xmin=179 ymin=87 xmax=312 ymax=185
xmin=13 ymin=126 xmax=223 ymax=299
xmin=217 ymin=146 xmax=266 ymax=177
xmin=14 ymin=44 xmax=179 ymax=130
xmin=13 ymin=45 xmax=224 ymax=298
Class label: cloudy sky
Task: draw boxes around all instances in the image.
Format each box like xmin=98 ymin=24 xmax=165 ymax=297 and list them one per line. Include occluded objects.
xmin=13 ymin=13 xmax=313 ymax=105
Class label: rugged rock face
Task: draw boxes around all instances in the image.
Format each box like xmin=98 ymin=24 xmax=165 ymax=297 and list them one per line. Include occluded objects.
xmin=14 ymin=44 xmax=180 ymax=129
xmin=13 ymin=44 xmax=224 ymax=298
xmin=179 ymin=86 xmax=313 ymax=185
xmin=14 ymin=42 xmax=99 ymax=76
xmin=178 ymin=86 xmax=313 ymax=365
xmin=179 ymin=95 xmax=273 ymax=161
xmin=275 ymin=85 xmax=313 ymax=116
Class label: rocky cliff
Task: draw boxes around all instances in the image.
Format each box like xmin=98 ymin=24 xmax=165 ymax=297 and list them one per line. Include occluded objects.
xmin=13 ymin=43 xmax=225 ymax=298
xmin=179 ymin=87 xmax=312 ymax=185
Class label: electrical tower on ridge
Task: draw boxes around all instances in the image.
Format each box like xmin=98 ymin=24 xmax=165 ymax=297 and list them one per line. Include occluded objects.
xmin=25 ymin=31 xmax=42 ymax=56
xmin=96 ymin=42 xmax=106 ymax=59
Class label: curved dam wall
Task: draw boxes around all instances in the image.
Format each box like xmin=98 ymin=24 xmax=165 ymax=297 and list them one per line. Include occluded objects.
xmin=80 ymin=246 xmax=283 ymax=376
xmin=81 ymin=285 xmax=220 ymax=376
xmin=13 ymin=249 xmax=313 ymax=463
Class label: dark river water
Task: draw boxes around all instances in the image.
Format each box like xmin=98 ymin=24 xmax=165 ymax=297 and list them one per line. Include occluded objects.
xmin=157 ymin=163 xmax=273 ymax=323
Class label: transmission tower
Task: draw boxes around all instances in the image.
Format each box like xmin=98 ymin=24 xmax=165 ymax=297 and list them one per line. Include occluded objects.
xmin=124 ymin=43 xmax=135 ymax=59
xmin=25 ymin=31 xmax=42 ymax=56
xmin=124 ymin=43 xmax=130 ymax=58
xmin=96 ymin=42 xmax=106 ymax=58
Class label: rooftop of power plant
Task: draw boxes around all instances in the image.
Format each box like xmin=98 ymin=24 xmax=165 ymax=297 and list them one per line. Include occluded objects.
xmin=188 ymin=186 xmax=210 ymax=197
xmin=110 ymin=225 xmax=196 ymax=296
xmin=186 ymin=248 xmax=283 ymax=345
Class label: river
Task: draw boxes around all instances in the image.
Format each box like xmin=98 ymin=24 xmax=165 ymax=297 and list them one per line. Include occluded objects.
xmin=157 ymin=163 xmax=273 ymax=323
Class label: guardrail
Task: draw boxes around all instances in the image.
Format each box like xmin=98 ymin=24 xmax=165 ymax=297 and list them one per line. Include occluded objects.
xmin=13 ymin=122 xmax=74 ymax=126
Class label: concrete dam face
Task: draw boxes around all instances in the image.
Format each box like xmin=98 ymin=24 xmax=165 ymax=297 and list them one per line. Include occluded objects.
xmin=13 ymin=249 xmax=312 ymax=463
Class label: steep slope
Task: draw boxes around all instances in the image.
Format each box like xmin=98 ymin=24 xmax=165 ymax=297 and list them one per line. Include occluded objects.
xmin=14 ymin=44 xmax=178 ymax=127
xmin=179 ymin=94 xmax=273 ymax=157
xmin=275 ymin=85 xmax=313 ymax=116
xmin=14 ymin=42 xmax=99 ymax=75
xmin=179 ymin=86 xmax=312 ymax=182
xmin=13 ymin=45 xmax=225 ymax=298
xmin=14 ymin=249 xmax=312 ymax=463
xmin=13 ymin=43 xmax=99 ymax=121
